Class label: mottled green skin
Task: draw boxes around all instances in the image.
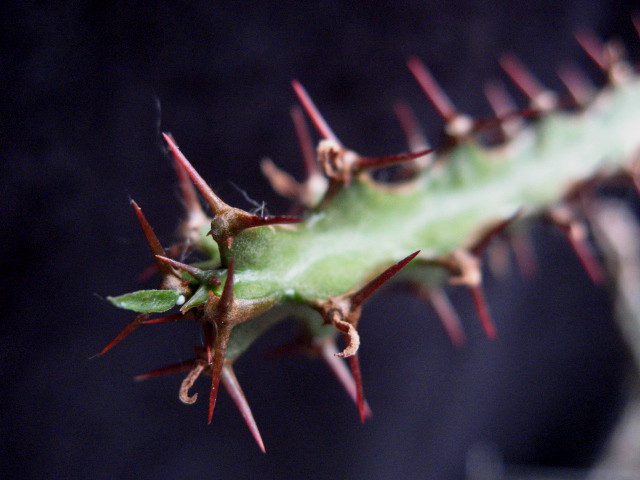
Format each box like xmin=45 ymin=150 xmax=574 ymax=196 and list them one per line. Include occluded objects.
xmin=110 ymin=78 xmax=640 ymax=359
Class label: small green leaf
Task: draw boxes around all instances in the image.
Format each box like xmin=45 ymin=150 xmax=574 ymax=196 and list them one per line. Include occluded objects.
xmin=181 ymin=284 xmax=211 ymax=311
xmin=107 ymin=290 xmax=180 ymax=313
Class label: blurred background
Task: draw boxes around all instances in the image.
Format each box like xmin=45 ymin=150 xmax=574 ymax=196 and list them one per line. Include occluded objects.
xmin=3 ymin=1 xmax=640 ymax=478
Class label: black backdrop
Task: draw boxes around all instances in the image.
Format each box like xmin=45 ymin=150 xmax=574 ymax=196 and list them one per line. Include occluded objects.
xmin=3 ymin=1 xmax=640 ymax=479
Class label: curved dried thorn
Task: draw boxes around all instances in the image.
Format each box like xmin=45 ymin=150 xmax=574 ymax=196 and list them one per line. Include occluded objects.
xmin=326 ymin=308 xmax=361 ymax=358
xmin=98 ymin=313 xmax=148 ymax=356
xmin=180 ymin=360 xmax=206 ymax=404
xmin=163 ymin=133 xmax=229 ymax=216
xmin=134 ymin=360 xmax=194 ymax=381
xmin=351 ymin=250 xmax=421 ymax=308
xmin=291 ymin=80 xmax=340 ymax=143
xmin=407 ymin=56 xmax=457 ymax=121
xmin=221 ymin=364 xmax=266 ymax=453
xmin=319 ymin=338 xmax=372 ymax=419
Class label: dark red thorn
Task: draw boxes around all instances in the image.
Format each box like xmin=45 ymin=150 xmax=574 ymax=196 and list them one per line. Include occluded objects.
xmin=98 ymin=314 xmax=147 ymax=356
xmin=207 ymin=325 xmax=232 ymax=424
xmin=130 ymin=200 xmax=173 ymax=278
xmin=574 ymin=29 xmax=608 ymax=71
xmin=138 ymin=263 xmax=159 ymax=282
xmin=134 ymin=360 xmax=194 ymax=381
xmin=633 ymin=16 xmax=640 ymax=40
xmin=632 ymin=172 xmax=640 ymax=197
xmin=565 ymin=228 xmax=605 ymax=284
xmin=425 ymin=288 xmax=466 ymax=348
xmin=291 ymin=105 xmax=320 ymax=176
xmin=263 ymin=340 xmax=305 ymax=359
xmin=407 ymin=57 xmax=457 ymax=121
xmin=469 ymin=285 xmax=497 ymax=340
xmin=291 ymin=80 xmax=340 ymax=143
xmin=139 ymin=244 xmax=184 ymax=282
xmin=470 ymin=212 xmax=521 ymax=257
xmin=557 ymin=64 xmax=595 ymax=106
xmin=204 ymin=322 xmax=214 ymax=365
xmin=155 ymin=255 xmax=221 ymax=286
xmin=499 ymin=54 xmax=545 ymax=100
xmin=487 ymin=240 xmax=511 ymax=278
xmin=484 ymin=80 xmax=517 ymax=118
xmin=166 ymin=133 xmax=205 ymax=216
xmin=237 ymin=214 xmax=301 ymax=231
xmin=393 ymin=101 xmax=430 ymax=151
xmin=348 ymin=354 xmax=367 ymax=423
xmin=511 ymin=230 xmax=538 ymax=279
xmin=163 ymin=133 xmax=228 ymax=216
xmin=482 ymin=81 xmax=522 ymax=140
xmin=155 ymin=255 xmax=204 ymax=278
xmin=221 ymin=364 xmax=266 ymax=453
xmin=356 ymin=149 xmax=434 ymax=172
xmin=320 ymin=339 xmax=372 ymax=418
xmin=141 ymin=313 xmax=187 ymax=324
xmin=551 ymin=207 xmax=605 ymax=284
xmin=351 ymin=250 xmax=421 ymax=309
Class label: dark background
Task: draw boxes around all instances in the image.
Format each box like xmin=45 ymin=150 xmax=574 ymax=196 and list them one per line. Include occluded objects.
xmin=3 ymin=1 xmax=640 ymax=479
